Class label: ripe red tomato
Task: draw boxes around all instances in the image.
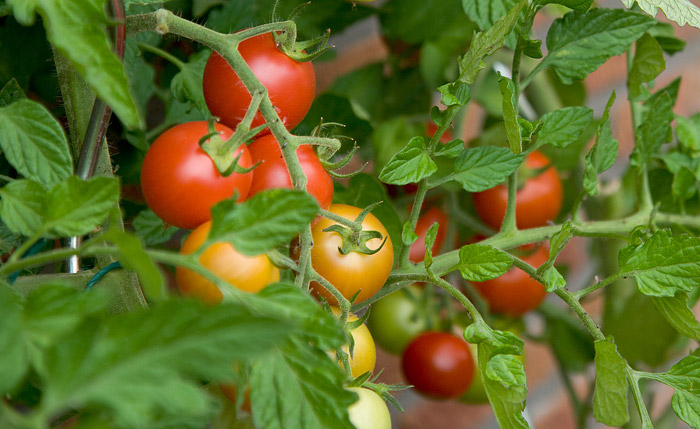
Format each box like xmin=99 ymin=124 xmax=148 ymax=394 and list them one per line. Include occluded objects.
xmin=473 ymin=244 xmax=549 ymax=316
xmin=472 ymin=150 xmax=562 ymax=230
xmin=202 ymin=32 xmax=316 ymax=133
xmin=176 ymin=221 xmax=280 ymax=305
xmin=401 ymin=331 xmax=474 ymax=399
xmin=408 ymin=206 xmax=448 ymax=263
xmin=309 ymin=204 xmax=394 ymax=306
xmin=247 ymin=134 xmax=333 ymax=210
xmin=140 ymin=121 xmax=253 ymax=230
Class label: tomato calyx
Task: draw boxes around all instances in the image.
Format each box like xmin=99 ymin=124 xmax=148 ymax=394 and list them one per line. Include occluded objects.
xmin=199 ymin=119 xmax=260 ymax=176
xmin=273 ymin=28 xmax=333 ymax=62
xmin=321 ymin=203 xmax=389 ymax=256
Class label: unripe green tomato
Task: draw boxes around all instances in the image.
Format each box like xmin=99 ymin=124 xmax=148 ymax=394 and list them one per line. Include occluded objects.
xmin=346 ymin=387 xmax=391 ymax=429
xmin=366 ymin=285 xmax=436 ymax=355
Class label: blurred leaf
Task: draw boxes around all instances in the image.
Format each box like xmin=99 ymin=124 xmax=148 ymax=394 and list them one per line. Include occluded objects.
xmin=628 ymin=33 xmax=665 ymax=101
xmin=124 ymin=34 xmax=157 ymax=120
xmin=675 ymin=114 xmax=700 ymax=153
xmin=621 ymin=0 xmax=700 ymax=29
xmin=654 ymin=355 xmax=700 ymax=427
xmin=544 ymin=305 xmax=595 ymax=373
xmin=371 ymin=117 xmax=424 ymax=174
xmin=0 ymin=281 xmax=28 ymax=394
xmin=538 ymin=106 xmax=593 ymax=148
xmin=132 ymin=209 xmax=178 ymax=246
xmin=498 ymin=74 xmax=521 ymax=154
xmin=537 ymin=0 xmax=593 ymax=12
xmin=452 ymin=146 xmax=524 ymax=192
xmin=584 ymin=92 xmax=618 ymax=195
xmin=632 ymin=91 xmax=674 ymax=168
xmin=0 ymin=98 xmax=72 ymax=189
xmin=593 ymin=339 xmax=630 ymax=426
xmin=0 ymin=179 xmax=45 ymax=237
xmin=647 ymin=22 xmax=686 ymax=54
xmin=653 ymin=293 xmax=700 ymax=342
xmin=462 ymin=0 xmax=519 ymax=47
xmin=0 ymin=78 xmax=25 ymax=107
xmin=171 ymin=49 xmax=210 ymax=116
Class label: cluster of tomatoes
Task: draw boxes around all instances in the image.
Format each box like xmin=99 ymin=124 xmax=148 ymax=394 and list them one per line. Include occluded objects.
xmin=138 ymin=32 xmax=394 ymax=425
xmin=138 ymin=28 xmax=564 ymax=422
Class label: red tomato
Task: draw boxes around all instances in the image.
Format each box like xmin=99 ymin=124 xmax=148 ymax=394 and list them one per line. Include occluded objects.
xmin=140 ymin=121 xmax=253 ymax=230
xmin=202 ymin=33 xmax=316 ymax=133
xmin=309 ymin=204 xmax=394 ymax=306
xmin=473 ymin=244 xmax=549 ymax=316
xmin=408 ymin=206 xmax=448 ymax=263
xmin=176 ymin=221 xmax=280 ymax=305
xmin=401 ymin=331 xmax=474 ymax=399
xmin=472 ymin=150 xmax=562 ymax=230
xmin=247 ymin=134 xmax=333 ymax=210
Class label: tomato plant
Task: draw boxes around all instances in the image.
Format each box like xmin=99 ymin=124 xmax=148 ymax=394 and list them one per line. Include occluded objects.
xmin=401 ymin=331 xmax=474 ymax=399
xmin=140 ymin=121 xmax=253 ymax=229
xmin=472 ymin=150 xmax=562 ymax=230
xmin=203 ymin=32 xmax=316 ymax=133
xmin=472 ymin=244 xmax=549 ymax=317
xmin=408 ymin=205 xmax=448 ymax=263
xmin=248 ymin=134 xmax=333 ymax=210
xmin=309 ymin=204 xmax=394 ymax=305
xmin=346 ymin=387 xmax=392 ymax=429
xmin=176 ymin=221 xmax=280 ymax=304
xmin=366 ymin=284 xmax=436 ymax=354
xmin=331 ymin=307 xmax=377 ymax=378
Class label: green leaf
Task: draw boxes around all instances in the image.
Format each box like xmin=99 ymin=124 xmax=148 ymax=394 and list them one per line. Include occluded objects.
xmin=171 ymin=50 xmax=210 ymax=115
xmin=423 ymin=222 xmax=439 ymax=269
xmin=41 ymin=299 xmax=291 ymax=428
xmin=453 ymin=146 xmax=524 ymax=192
xmin=648 ymin=22 xmax=687 ymax=54
xmin=652 ymin=293 xmax=700 ymax=341
xmin=459 ymin=0 xmax=528 ymax=84
xmin=103 ymin=229 xmax=165 ymax=302
xmin=617 ymin=231 xmax=700 ymax=297
xmin=536 ymin=0 xmax=593 ymax=12
xmin=0 ymin=179 xmax=45 ymax=237
xmin=124 ymin=34 xmax=158 ymax=121
xmin=672 ymin=166 xmax=697 ymax=201
xmin=0 ymin=98 xmax=73 ymax=189
xmin=498 ymin=74 xmax=521 ymax=154
xmin=542 ymin=9 xmax=655 ymax=84
xmin=675 ymin=114 xmax=700 ymax=153
xmin=209 ymin=189 xmax=318 ymax=256
xmin=0 ymin=281 xmax=27 ymax=394
xmin=437 ymin=81 xmax=471 ymax=107
xmin=132 ymin=209 xmax=178 ymax=246
xmin=402 ymin=220 xmax=418 ymax=246
xmin=654 ymin=355 xmax=700 ymax=427
xmin=477 ymin=341 xmax=529 ymax=428
xmin=250 ymin=336 xmax=356 ymax=429
xmin=593 ymin=339 xmax=630 ymax=427
xmin=43 ymin=176 xmax=120 ymax=238
xmin=628 ymin=33 xmax=666 ymax=101
xmin=0 ymin=78 xmax=26 ymax=107
xmin=452 ymin=244 xmax=513 ymax=281
xmin=538 ymin=106 xmax=593 ymax=148
xmin=539 ymin=265 xmax=566 ymax=292
xmin=9 ymin=0 xmax=141 ymax=129
xmin=584 ymin=91 xmax=619 ymax=195
xmin=378 ymin=137 xmax=438 ymax=185
xmin=462 ymin=0 xmax=519 ymax=47
xmin=622 ymin=0 xmax=700 ymax=30
xmin=434 ymin=139 xmax=464 ymax=159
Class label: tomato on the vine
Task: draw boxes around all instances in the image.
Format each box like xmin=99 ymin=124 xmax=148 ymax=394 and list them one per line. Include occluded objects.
xmin=202 ymin=32 xmax=316 ymax=133
xmin=309 ymin=204 xmax=394 ymax=306
xmin=472 ymin=150 xmax=562 ymax=230
xmin=247 ymin=134 xmax=333 ymax=210
xmin=408 ymin=206 xmax=448 ymax=263
xmin=346 ymin=387 xmax=391 ymax=429
xmin=176 ymin=221 xmax=280 ymax=304
xmin=473 ymin=244 xmax=549 ymax=316
xmin=140 ymin=121 xmax=253 ymax=230
xmin=366 ymin=284 xmax=436 ymax=355
xmin=401 ymin=331 xmax=474 ymax=399
xmin=331 ymin=307 xmax=376 ymax=378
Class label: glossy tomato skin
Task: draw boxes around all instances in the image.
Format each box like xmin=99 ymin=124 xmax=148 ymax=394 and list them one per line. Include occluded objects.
xmin=331 ymin=307 xmax=376 ymax=378
xmin=310 ymin=204 xmax=394 ymax=306
xmin=203 ymin=33 xmax=316 ymax=133
xmin=366 ymin=285 xmax=435 ymax=355
xmin=408 ymin=206 xmax=448 ymax=263
xmin=346 ymin=387 xmax=391 ymax=429
xmin=472 ymin=150 xmax=562 ymax=230
xmin=473 ymin=244 xmax=549 ymax=316
xmin=140 ymin=121 xmax=253 ymax=230
xmin=247 ymin=134 xmax=333 ymax=210
xmin=401 ymin=331 xmax=474 ymax=399
xmin=176 ymin=221 xmax=280 ymax=305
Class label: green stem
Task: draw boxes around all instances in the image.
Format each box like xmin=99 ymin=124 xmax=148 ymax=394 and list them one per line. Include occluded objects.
xmin=574 ymin=273 xmax=622 ymax=301
xmin=432 ymin=275 xmax=484 ymax=327
xmin=398 ymin=183 xmax=428 ymax=267
xmin=137 ymin=42 xmax=186 ymax=68
xmin=519 ymin=60 xmax=547 ymax=93
xmin=627 ymin=369 xmax=654 ymax=429
xmin=500 ymin=172 xmax=519 ymax=235
xmin=7 ymin=231 xmax=43 ymax=265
